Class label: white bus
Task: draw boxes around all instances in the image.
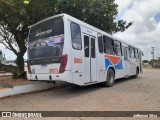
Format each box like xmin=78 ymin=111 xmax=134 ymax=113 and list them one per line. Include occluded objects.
xmin=27 ymin=14 xmax=143 ymax=87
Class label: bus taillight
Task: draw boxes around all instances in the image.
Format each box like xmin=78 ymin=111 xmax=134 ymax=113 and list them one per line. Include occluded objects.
xmin=27 ymin=60 xmax=32 ymax=74
xmin=59 ymin=54 xmax=68 ymax=73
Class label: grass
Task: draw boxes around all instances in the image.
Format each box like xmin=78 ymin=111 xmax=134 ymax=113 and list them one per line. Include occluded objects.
xmin=143 ymin=64 xmax=152 ymax=69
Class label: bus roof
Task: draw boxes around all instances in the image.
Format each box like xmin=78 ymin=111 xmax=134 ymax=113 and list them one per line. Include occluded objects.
xmin=66 ymin=14 xmax=141 ymax=51
xmin=29 ymin=13 xmax=142 ymax=51
xmin=29 ymin=13 xmax=65 ymax=28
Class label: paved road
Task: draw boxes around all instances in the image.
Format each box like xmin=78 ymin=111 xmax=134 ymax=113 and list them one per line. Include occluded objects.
xmin=0 ymin=69 xmax=159 ymax=112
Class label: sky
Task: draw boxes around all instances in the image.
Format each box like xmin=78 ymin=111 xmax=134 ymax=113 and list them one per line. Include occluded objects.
xmin=114 ymin=0 xmax=160 ymax=60
xmin=0 ymin=0 xmax=160 ymax=60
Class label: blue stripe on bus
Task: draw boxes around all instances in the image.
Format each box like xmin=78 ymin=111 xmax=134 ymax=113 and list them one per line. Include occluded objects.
xmin=105 ymin=58 xmax=123 ymax=70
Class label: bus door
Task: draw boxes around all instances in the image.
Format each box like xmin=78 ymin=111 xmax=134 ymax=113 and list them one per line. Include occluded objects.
xmin=83 ymin=34 xmax=97 ymax=83
xmin=123 ymin=47 xmax=130 ymax=76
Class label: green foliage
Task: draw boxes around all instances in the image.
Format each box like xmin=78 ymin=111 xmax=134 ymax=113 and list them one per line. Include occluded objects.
xmin=54 ymin=0 xmax=132 ymax=33
xmin=18 ymin=71 xmax=27 ymax=79
xmin=12 ymin=71 xmax=27 ymax=79
xmin=0 ymin=0 xmax=132 ymax=38
xmin=143 ymin=64 xmax=151 ymax=69
xmin=12 ymin=71 xmax=18 ymax=79
xmin=143 ymin=60 xmax=149 ymax=63
xmin=149 ymin=59 xmax=156 ymax=65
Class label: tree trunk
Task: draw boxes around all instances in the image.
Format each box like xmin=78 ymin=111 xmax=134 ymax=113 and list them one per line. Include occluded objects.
xmin=16 ymin=52 xmax=25 ymax=78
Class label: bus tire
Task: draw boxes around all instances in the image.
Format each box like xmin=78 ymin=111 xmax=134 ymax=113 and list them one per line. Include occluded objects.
xmin=103 ymin=69 xmax=115 ymax=87
xmin=134 ymin=67 xmax=139 ymax=78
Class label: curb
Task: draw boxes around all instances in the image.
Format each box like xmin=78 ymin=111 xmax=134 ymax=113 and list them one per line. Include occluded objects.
xmin=0 ymin=72 xmax=13 ymax=77
xmin=0 ymin=81 xmax=67 ymax=98
xmin=0 ymin=82 xmax=14 ymax=88
xmin=0 ymin=81 xmax=43 ymax=88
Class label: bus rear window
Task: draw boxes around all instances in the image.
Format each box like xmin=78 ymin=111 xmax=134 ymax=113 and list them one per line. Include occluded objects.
xmin=28 ymin=17 xmax=64 ymax=65
xmin=29 ymin=17 xmax=64 ymax=42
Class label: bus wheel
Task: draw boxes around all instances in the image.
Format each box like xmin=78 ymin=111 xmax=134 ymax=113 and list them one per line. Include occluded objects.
xmin=134 ymin=67 xmax=139 ymax=78
xmin=103 ymin=69 xmax=115 ymax=87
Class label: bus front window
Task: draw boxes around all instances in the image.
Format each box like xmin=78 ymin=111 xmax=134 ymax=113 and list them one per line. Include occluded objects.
xmin=28 ymin=17 xmax=64 ymax=65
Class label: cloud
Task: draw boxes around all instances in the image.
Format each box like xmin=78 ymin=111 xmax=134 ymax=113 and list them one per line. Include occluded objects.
xmin=115 ymin=0 xmax=135 ymax=15
xmin=0 ymin=44 xmax=5 ymax=50
xmin=114 ymin=0 xmax=160 ymax=60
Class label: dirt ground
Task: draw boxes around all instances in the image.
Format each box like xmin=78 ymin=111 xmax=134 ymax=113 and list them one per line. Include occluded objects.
xmin=0 ymin=69 xmax=159 ymax=119
xmin=0 ymin=76 xmax=38 ymax=85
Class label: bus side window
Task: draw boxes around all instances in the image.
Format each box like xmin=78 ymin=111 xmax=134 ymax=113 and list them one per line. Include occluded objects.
xmin=103 ymin=36 xmax=114 ymax=55
xmin=97 ymin=33 xmax=103 ymax=53
xmin=84 ymin=35 xmax=89 ymax=57
xmin=138 ymin=50 xmax=142 ymax=59
xmin=70 ymin=22 xmax=82 ymax=50
xmin=114 ymin=40 xmax=122 ymax=56
xmin=123 ymin=47 xmax=128 ymax=61
xmin=137 ymin=49 xmax=139 ymax=59
xmin=133 ymin=48 xmax=136 ymax=58
xmin=129 ymin=46 xmax=134 ymax=58
xmin=91 ymin=37 xmax=95 ymax=58
xmin=134 ymin=48 xmax=138 ymax=59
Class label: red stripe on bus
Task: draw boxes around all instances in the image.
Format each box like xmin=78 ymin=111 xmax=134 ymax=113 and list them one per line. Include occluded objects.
xmin=104 ymin=55 xmax=121 ymax=65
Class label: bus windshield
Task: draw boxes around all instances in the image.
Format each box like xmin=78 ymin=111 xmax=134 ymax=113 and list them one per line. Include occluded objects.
xmin=28 ymin=17 xmax=64 ymax=65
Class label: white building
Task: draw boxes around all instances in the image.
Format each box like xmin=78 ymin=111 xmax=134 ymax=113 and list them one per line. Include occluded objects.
xmin=0 ymin=50 xmax=16 ymax=66
xmin=0 ymin=50 xmax=6 ymax=65
xmin=5 ymin=60 xmax=17 ymax=66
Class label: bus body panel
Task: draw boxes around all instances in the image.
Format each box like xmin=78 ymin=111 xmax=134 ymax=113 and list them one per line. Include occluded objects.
xmin=27 ymin=71 xmax=71 ymax=83
xmin=27 ymin=14 xmax=72 ymax=84
xmin=122 ymin=43 xmax=130 ymax=77
xmin=81 ymin=27 xmax=97 ymax=84
xmin=68 ymin=20 xmax=84 ymax=86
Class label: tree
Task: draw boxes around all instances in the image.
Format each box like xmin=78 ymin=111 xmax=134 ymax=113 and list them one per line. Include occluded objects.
xmin=0 ymin=0 xmax=132 ymax=77
xmin=143 ymin=60 xmax=149 ymax=63
xmin=55 ymin=0 xmax=132 ymax=33
xmin=0 ymin=0 xmax=56 ymax=77
xmin=149 ymin=59 xmax=157 ymax=65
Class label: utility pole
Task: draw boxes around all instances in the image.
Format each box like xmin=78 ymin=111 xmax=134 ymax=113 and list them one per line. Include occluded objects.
xmin=158 ymin=53 xmax=160 ymax=60
xmin=151 ymin=47 xmax=155 ymax=60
